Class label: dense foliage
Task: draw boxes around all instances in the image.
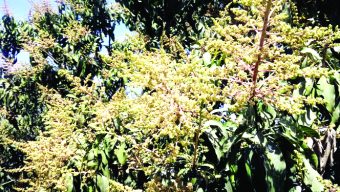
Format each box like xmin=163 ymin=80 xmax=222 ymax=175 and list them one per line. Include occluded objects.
xmin=293 ymin=0 xmax=340 ymax=26
xmin=117 ymin=0 xmax=340 ymax=47
xmin=1 ymin=0 xmax=340 ymax=191
xmin=116 ymin=0 xmax=230 ymax=46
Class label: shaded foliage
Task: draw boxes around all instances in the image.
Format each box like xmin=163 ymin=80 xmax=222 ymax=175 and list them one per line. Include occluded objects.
xmin=293 ymin=0 xmax=340 ymax=27
xmin=116 ymin=0 xmax=230 ymax=47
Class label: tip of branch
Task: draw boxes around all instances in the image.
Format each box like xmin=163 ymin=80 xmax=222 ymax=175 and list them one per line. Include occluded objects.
xmin=1 ymin=0 xmax=12 ymax=16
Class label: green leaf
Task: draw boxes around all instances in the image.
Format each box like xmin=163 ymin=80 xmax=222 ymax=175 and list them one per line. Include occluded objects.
xmin=301 ymin=47 xmax=322 ymax=62
xmin=279 ymin=118 xmax=299 ymax=145
xmin=331 ymin=103 xmax=340 ymax=124
xmin=265 ymin=104 xmax=276 ymax=119
xmin=204 ymin=120 xmax=244 ymax=163
xmin=65 ymin=173 xmax=74 ymax=192
xmin=263 ymin=142 xmax=286 ymax=192
xmin=310 ymin=153 xmax=319 ymax=169
xmin=244 ymin=150 xmax=254 ymax=182
xmin=298 ymin=108 xmax=316 ymax=127
xmin=177 ymin=168 xmax=189 ymax=176
xmin=96 ymin=175 xmax=110 ymax=192
xmin=204 ymin=120 xmax=232 ymax=133
xmin=102 ymin=164 xmax=110 ymax=178
xmin=317 ymin=76 xmax=335 ymax=112
xmin=224 ymin=176 xmax=235 ymax=192
xmin=288 ymin=186 xmax=303 ymax=192
xmin=333 ymin=46 xmax=340 ymax=53
xmin=203 ymin=52 xmax=211 ymax=65
xmin=301 ymin=57 xmax=308 ymax=68
xmin=299 ymin=125 xmax=320 ymax=138
xmin=200 ymin=163 xmax=215 ymax=170
xmin=203 ymin=128 xmax=223 ymax=162
xmin=114 ymin=143 xmax=127 ymax=165
xmin=332 ymin=71 xmax=340 ymax=84
xmin=88 ymin=148 xmax=97 ymax=161
xmin=87 ymin=160 xmax=98 ymax=168
xmin=304 ymin=78 xmax=314 ymax=96
xmin=302 ymin=159 xmax=324 ymax=192
xmin=260 ymin=104 xmax=277 ymax=128
xmin=245 ymin=162 xmax=252 ymax=180
xmin=100 ymin=150 xmax=108 ymax=165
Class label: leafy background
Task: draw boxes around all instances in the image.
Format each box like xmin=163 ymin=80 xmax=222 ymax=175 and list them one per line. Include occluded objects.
xmin=0 ymin=0 xmax=340 ymax=191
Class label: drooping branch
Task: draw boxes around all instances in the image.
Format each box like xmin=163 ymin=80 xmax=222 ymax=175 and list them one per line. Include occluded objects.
xmin=251 ymin=0 xmax=273 ymax=99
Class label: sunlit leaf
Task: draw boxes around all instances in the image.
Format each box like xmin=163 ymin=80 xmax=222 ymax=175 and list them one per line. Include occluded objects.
xmin=114 ymin=143 xmax=127 ymax=165
xmin=317 ymin=76 xmax=335 ymax=112
xmin=203 ymin=52 xmax=211 ymax=65
xmin=303 ymin=159 xmax=324 ymax=192
xmin=65 ymin=173 xmax=73 ymax=192
xmin=301 ymin=47 xmax=322 ymax=62
xmin=96 ymin=175 xmax=109 ymax=192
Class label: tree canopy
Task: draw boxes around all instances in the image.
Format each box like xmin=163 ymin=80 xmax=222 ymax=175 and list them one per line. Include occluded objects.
xmin=0 ymin=0 xmax=340 ymax=191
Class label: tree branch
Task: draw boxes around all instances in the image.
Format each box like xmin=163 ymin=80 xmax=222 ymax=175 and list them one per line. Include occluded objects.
xmin=251 ymin=0 xmax=273 ymax=99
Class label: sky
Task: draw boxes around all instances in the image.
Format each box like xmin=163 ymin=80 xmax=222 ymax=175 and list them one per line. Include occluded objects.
xmin=0 ymin=0 xmax=131 ymax=40
xmin=1 ymin=0 xmax=32 ymax=20
xmin=0 ymin=0 xmax=131 ymax=64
